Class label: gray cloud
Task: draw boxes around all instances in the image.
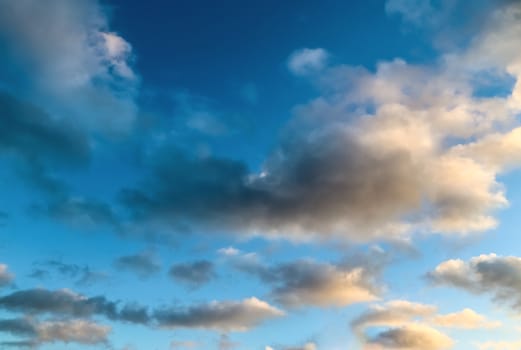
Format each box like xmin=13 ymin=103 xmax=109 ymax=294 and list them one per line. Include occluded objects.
xmin=169 ymin=260 xmax=215 ymax=288
xmin=114 ymin=251 xmax=161 ymax=279
xmin=228 ymin=255 xmax=379 ymax=308
xmin=367 ymin=324 xmax=453 ymax=350
xmin=0 ymin=0 xmax=138 ymax=133
xmin=120 ymin=1 xmax=521 ymax=243
xmin=428 ymin=254 xmax=521 ymax=310
xmin=0 ymin=317 xmax=110 ymax=347
xmin=154 ymin=297 xmax=284 ymax=332
xmin=0 ymin=288 xmax=148 ymax=325
xmin=29 ymin=260 xmax=108 ymax=287
xmin=0 ymin=264 xmax=14 ymax=287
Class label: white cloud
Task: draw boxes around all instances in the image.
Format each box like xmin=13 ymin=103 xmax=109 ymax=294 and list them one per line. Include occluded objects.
xmin=287 ymin=48 xmax=329 ymax=76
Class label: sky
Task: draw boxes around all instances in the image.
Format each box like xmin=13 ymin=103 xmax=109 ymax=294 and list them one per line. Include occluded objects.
xmin=1 ymin=0 xmax=521 ymax=349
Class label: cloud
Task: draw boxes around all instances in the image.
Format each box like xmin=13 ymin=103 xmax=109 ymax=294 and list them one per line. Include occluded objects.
xmin=226 ymin=252 xmax=379 ymax=308
xmin=0 ymin=317 xmax=110 ymax=346
xmin=428 ymin=254 xmax=521 ymax=310
xmin=0 ymin=0 xmax=139 ymax=132
xmin=114 ymin=251 xmax=161 ymax=279
xmin=353 ymin=299 xmax=498 ymax=350
xmin=366 ymin=323 xmax=453 ymax=350
xmin=430 ymin=308 xmax=501 ymax=329
xmin=29 ymin=259 xmax=108 ymax=286
xmin=476 ymin=340 xmax=521 ymax=350
xmin=0 ymin=288 xmax=149 ymax=324
xmin=0 ymin=264 xmax=14 ymax=287
xmin=36 ymin=319 xmax=110 ymax=345
xmin=154 ymin=297 xmax=284 ymax=332
xmin=287 ymin=48 xmax=329 ymax=76
xmin=169 ymin=260 xmax=215 ymax=288
xmin=121 ymin=0 xmax=521 ymax=242
xmin=170 ymin=340 xmax=201 ymax=349
xmin=284 ymin=342 xmax=317 ymax=350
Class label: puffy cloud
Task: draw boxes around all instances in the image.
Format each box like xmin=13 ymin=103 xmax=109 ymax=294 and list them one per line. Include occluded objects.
xmin=36 ymin=319 xmax=110 ymax=345
xmin=169 ymin=260 xmax=215 ymax=288
xmin=287 ymin=48 xmax=329 ymax=76
xmin=351 ymin=300 xmax=437 ymax=330
xmin=114 ymin=251 xmax=161 ymax=279
xmin=0 ymin=317 xmax=110 ymax=346
xmin=428 ymin=254 xmax=521 ymax=310
xmin=366 ymin=323 xmax=453 ymax=350
xmin=0 ymin=264 xmax=14 ymax=287
xmin=0 ymin=0 xmax=138 ymax=132
xmin=228 ymin=255 xmax=379 ymax=308
xmin=430 ymin=308 xmax=501 ymax=329
xmin=121 ymin=1 xmax=521 ymax=243
xmin=353 ymin=299 xmax=498 ymax=350
xmin=154 ymin=297 xmax=284 ymax=332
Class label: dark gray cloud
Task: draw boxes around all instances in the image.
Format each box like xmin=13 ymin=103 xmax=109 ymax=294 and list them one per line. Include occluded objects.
xmin=169 ymin=260 xmax=215 ymax=288
xmin=0 ymin=288 xmax=149 ymax=325
xmin=427 ymin=254 xmax=521 ymax=310
xmin=154 ymin=297 xmax=284 ymax=332
xmin=114 ymin=251 xmax=161 ymax=279
xmin=0 ymin=318 xmax=37 ymax=338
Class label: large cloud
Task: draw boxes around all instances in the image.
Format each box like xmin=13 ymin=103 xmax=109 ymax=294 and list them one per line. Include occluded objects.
xmin=428 ymin=254 xmax=521 ymax=310
xmin=121 ymin=0 xmax=521 ymax=242
xmin=0 ymin=0 xmax=138 ymax=132
xmin=154 ymin=297 xmax=284 ymax=332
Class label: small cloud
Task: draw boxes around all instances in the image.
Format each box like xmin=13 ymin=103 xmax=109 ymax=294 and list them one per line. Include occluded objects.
xmin=287 ymin=48 xmax=329 ymax=76
xmin=169 ymin=260 xmax=215 ymax=288
xmin=0 ymin=264 xmax=14 ymax=287
xmin=154 ymin=297 xmax=284 ymax=332
xmin=114 ymin=251 xmax=161 ymax=279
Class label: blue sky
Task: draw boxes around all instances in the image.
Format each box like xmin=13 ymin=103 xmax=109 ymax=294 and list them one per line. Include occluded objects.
xmin=1 ymin=0 xmax=521 ymax=349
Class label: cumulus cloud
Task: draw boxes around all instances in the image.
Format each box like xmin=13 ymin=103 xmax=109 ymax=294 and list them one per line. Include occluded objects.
xmin=353 ymin=299 xmax=498 ymax=350
xmin=287 ymin=48 xmax=329 ymax=76
xmin=0 ymin=0 xmax=138 ymax=132
xmin=225 ymin=252 xmax=379 ymax=308
xmin=366 ymin=323 xmax=453 ymax=350
xmin=114 ymin=251 xmax=161 ymax=279
xmin=0 ymin=264 xmax=14 ymax=287
xmin=428 ymin=254 xmax=521 ymax=310
xmin=169 ymin=260 xmax=215 ymax=288
xmin=0 ymin=317 xmax=110 ymax=346
xmin=154 ymin=297 xmax=284 ymax=332
xmin=36 ymin=319 xmax=110 ymax=345
xmin=121 ymin=0 xmax=521 ymax=243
